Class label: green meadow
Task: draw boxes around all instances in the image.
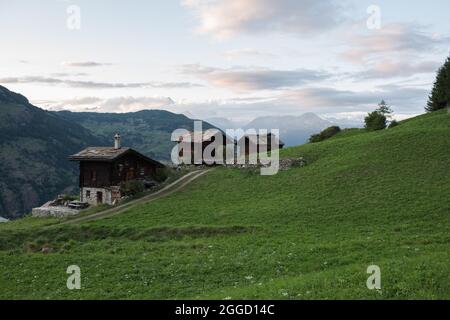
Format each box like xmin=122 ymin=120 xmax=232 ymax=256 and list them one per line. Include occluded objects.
xmin=0 ymin=110 xmax=449 ymax=299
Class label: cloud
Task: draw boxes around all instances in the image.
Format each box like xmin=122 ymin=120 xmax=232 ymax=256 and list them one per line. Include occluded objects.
xmin=34 ymin=84 xmax=429 ymax=122
xmin=50 ymin=72 xmax=89 ymax=77
xmin=61 ymin=61 xmax=112 ymax=67
xmin=341 ymin=24 xmax=449 ymax=64
xmin=0 ymin=76 xmax=203 ymax=89
xmin=356 ymin=60 xmax=440 ymax=79
xmin=222 ymin=49 xmax=277 ymax=60
xmin=280 ymin=86 xmax=429 ymax=112
xmin=322 ymin=111 xmax=420 ymax=123
xmin=182 ymin=64 xmax=330 ymax=91
xmin=99 ymin=96 xmax=175 ymax=112
xmin=40 ymin=96 xmax=175 ymax=113
xmin=173 ymin=84 xmax=429 ymax=122
xmin=58 ymin=96 xmax=103 ymax=106
xmin=182 ymin=0 xmax=347 ymax=38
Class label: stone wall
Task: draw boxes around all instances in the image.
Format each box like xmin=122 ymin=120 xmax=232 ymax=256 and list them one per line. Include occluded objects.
xmin=80 ymin=187 xmax=117 ymax=205
xmin=32 ymin=202 xmax=79 ymax=217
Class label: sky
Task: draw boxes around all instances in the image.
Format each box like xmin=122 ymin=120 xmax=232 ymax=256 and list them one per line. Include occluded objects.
xmin=0 ymin=0 xmax=449 ymax=123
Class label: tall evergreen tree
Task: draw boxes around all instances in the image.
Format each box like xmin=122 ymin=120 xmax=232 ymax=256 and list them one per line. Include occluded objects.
xmin=426 ymin=55 xmax=450 ymax=112
xmin=376 ymin=100 xmax=393 ymax=118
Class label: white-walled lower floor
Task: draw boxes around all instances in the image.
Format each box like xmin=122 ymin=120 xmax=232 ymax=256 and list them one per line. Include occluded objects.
xmin=80 ymin=186 xmax=121 ymax=206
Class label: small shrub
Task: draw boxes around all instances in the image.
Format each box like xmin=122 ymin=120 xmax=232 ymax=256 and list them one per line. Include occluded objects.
xmin=121 ymin=180 xmax=145 ymax=196
xmin=60 ymin=239 xmax=77 ymax=253
xmin=309 ymin=126 xmax=341 ymax=143
xmin=153 ymin=168 xmax=169 ymax=183
xmin=242 ymin=168 xmax=259 ymax=177
xmin=365 ymin=111 xmax=387 ymax=131
xmin=388 ymin=120 xmax=400 ymax=128
xmin=61 ymin=194 xmax=78 ymax=201
xmin=309 ymin=134 xmax=321 ymax=143
xmin=24 ymin=242 xmax=39 ymax=253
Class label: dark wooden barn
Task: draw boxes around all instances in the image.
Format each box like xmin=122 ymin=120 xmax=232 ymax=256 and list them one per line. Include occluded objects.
xmin=69 ymin=134 xmax=165 ymax=206
xmin=176 ymin=130 xmax=233 ymax=165
xmin=237 ymin=133 xmax=284 ymax=161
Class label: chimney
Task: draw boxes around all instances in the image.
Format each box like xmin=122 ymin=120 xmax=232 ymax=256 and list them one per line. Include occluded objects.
xmin=114 ymin=133 xmax=121 ymax=149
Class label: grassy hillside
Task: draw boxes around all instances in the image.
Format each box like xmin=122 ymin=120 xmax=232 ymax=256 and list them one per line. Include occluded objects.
xmin=0 ymin=110 xmax=449 ymax=299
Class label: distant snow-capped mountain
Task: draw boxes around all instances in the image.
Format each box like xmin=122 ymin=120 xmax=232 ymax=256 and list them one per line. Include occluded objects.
xmin=204 ymin=112 xmax=363 ymax=147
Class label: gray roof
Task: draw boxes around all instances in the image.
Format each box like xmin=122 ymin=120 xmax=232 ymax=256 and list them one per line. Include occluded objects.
xmin=69 ymin=147 xmax=131 ymax=161
xmin=69 ymin=147 xmax=165 ymax=167
xmin=179 ymin=130 xmax=233 ymax=143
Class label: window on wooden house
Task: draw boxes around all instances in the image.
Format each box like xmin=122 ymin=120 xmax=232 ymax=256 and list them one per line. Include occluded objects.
xmin=90 ymin=170 xmax=97 ymax=182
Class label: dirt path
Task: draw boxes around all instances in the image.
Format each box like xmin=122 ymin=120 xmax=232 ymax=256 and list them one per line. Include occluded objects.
xmin=61 ymin=169 xmax=212 ymax=225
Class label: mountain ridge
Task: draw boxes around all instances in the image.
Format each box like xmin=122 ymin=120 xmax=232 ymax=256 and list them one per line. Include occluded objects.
xmin=0 ymin=85 xmax=215 ymax=219
xmin=205 ymin=112 xmax=360 ymax=146
xmin=245 ymin=113 xmax=333 ymax=146
xmin=0 ymin=85 xmax=106 ymax=219
xmin=54 ymin=109 xmax=216 ymax=161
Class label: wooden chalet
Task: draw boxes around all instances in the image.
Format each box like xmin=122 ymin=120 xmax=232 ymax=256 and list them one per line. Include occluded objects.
xmin=69 ymin=134 xmax=164 ymax=206
xmin=176 ymin=130 xmax=233 ymax=165
xmin=237 ymin=133 xmax=284 ymax=160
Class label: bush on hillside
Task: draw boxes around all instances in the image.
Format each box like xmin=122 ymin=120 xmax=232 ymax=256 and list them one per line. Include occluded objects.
xmin=153 ymin=167 xmax=169 ymax=183
xmin=121 ymin=180 xmax=145 ymax=197
xmin=365 ymin=111 xmax=387 ymax=131
xmin=61 ymin=194 xmax=78 ymax=201
xmin=388 ymin=120 xmax=400 ymax=128
xmin=309 ymin=126 xmax=341 ymax=143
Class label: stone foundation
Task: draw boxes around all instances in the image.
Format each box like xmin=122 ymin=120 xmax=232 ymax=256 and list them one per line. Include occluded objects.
xmin=32 ymin=201 xmax=79 ymax=217
xmin=80 ymin=186 xmax=121 ymax=206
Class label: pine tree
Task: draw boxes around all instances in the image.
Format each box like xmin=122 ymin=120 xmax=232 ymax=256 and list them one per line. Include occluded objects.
xmin=426 ymin=55 xmax=450 ymax=112
xmin=376 ymin=100 xmax=393 ymax=118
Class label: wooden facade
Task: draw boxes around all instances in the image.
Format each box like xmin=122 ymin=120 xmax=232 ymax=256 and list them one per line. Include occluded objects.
xmin=238 ymin=133 xmax=285 ymax=156
xmin=176 ymin=131 xmax=285 ymax=164
xmin=70 ymin=145 xmax=164 ymax=206
xmin=236 ymin=133 xmax=285 ymax=163
xmin=78 ymin=152 xmax=160 ymax=188
xmin=177 ymin=131 xmax=232 ymax=165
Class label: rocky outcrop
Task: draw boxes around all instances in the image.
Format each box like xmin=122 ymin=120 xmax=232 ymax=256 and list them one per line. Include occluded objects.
xmin=32 ymin=201 xmax=79 ymax=218
xmin=278 ymin=157 xmax=307 ymax=170
xmin=224 ymin=157 xmax=306 ymax=171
